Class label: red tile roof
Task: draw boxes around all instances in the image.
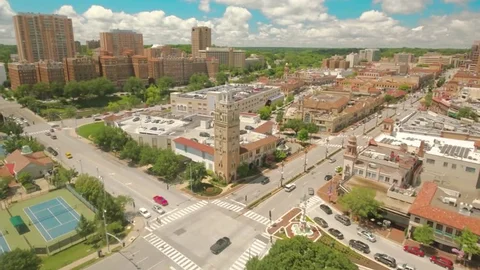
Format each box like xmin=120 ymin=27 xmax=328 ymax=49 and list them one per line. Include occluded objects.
xmin=173 ymin=137 xmax=214 ymax=156
xmin=5 ymin=150 xmax=52 ymax=173
xmin=0 ymin=166 xmax=12 ymax=178
xmin=383 ymin=118 xmax=394 ymax=124
xmin=409 ymin=182 xmax=480 ymax=235
xmin=253 ymin=121 xmax=274 ymax=134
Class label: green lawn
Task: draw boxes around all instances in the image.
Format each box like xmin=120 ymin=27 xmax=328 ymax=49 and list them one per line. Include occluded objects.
xmin=71 ymin=96 xmax=121 ymax=109
xmin=76 ymin=122 xmax=105 ymax=140
xmin=40 ymin=242 xmax=96 ymax=270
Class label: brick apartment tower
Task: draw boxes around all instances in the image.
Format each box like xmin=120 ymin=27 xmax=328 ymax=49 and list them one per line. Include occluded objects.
xmin=100 ymin=30 xmax=144 ymax=56
xmin=36 ymin=60 xmax=65 ymax=84
xmin=13 ymin=13 xmax=76 ymax=62
xmin=214 ymin=90 xmax=240 ymax=183
xmin=8 ymin=62 xmax=37 ymax=90
xmin=191 ymin=26 xmax=211 ymax=58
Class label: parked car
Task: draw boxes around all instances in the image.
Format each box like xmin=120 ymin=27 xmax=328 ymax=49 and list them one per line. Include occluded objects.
xmin=320 ymin=204 xmax=332 ymax=215
xmin=403 ymin=245 xmax=425 ymax=257
xmin=328 ymin=158 xmax=336 ymax=163
xmin=153 ymin=196 xmax=168 ymax=206
xmin=199 ymin=132 xmax=210 ymax=137
xmin=46 ymin=147 xmax=58 ymax=156
xmin=65 ymin=152 xmax=73 ymax=159
xmin=313 ymin=217 xmax=328 ymax=228
xmin=357 ymin=227 xmax=376 ymax=242
xmin=308 ymin=187 xmax=314 ymax=195
xmin=261 ymin=177 xmax=270 ymax=185
xmin=396 ymin=263 xmax=416 ymax=270
xmin=349 ymin=239 xmax=370 ymax=254
xmin=152 ymin=205 xmax=165 ymax=215
xmin=328 ymin=228 xmax=343 ymax=239
xmin=324 ymin=174 xmax=333 ymax=181
xmin=139 ymin=207 xmax=151 ymax=218
xmin=51 ymin=135 xmax=57 ymax=139
xmin=45 ymin=132 xmax=51 ymax=136
xmin=429 ymin=256 xmax=453 ymax=270
xmin=210 ymin=237 xmax=231 ymax=254
xmin=335 ymin=214 xmax=351 ymax=226
xmin=133 ymin=117 xmax=140 ymax=122
xmin=240 ymin=130 xmax=247 ymax=135
xmin=245 ymin=125 xmax=254 ymax=130
xmin=374 ymin=253 xmax=397 ymax=268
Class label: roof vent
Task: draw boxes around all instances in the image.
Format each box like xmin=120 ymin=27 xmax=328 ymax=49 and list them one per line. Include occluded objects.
xmin=21 ymin=145 xmax=33 ymax=155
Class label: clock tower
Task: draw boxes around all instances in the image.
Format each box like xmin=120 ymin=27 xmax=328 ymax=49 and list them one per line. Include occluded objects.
xmin=214 ymin=90 xmax=240 ymax=183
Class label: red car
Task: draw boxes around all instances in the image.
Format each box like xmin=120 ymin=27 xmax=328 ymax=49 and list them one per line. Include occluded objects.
xmin=403 ymin=245 xmax=425 ymax=257
xmin=153 ymin=196 xmax=168 ymax=206
xmin=430 ymin=256 xmax=453 ymax=270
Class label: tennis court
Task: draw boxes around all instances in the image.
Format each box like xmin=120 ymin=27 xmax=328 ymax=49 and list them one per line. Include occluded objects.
xmin=0 ymin=231 xmax=11 ymax=254
xmin=23 ymin=197 xmax=81 ymax=242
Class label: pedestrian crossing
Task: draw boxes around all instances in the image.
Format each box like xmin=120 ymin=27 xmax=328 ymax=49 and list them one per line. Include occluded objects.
xmin=229 ymin=239 xmax=268 ymax=270
xmin=144 ymin=233 xmax=201 ymax=270
xmin=323 ymin=144 xmax=343 ymax=148
xmin=331 ymin=134 xmax=372 ymax=139
xmin=305 ymin=196 xmax=323 ymax=210
xmin=243 ymin=211 xmax=270 ymax=226
xmin=26 ymin=129 xmax=50 ymax=135
xmin=211 ymin=199 xmax=244 ymax=213
xmin=145 ymin=201 xmax=208 ymax=232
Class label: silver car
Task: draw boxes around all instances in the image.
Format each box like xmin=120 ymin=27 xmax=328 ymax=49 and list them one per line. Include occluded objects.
xmin=357 ymin=227 xmax=376 ymax=242
xmin=152 ymin=205 xmax=165 ymax=215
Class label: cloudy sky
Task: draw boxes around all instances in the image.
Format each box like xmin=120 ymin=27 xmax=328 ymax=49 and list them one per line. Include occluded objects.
xmin=0 ymin=0 xmax=479 ymax=48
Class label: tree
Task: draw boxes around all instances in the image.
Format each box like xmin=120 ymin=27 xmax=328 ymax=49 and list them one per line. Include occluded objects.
xmin=188 ymin=73 xmax=213 ymax=91
xmin=275 ymin=110 xmax=284 ymax=123
xmin=245 ymin=236 xmax=356 ymax=270
xmin=237 ymin=163 xmax=250 ymax=178
xmin=215 ymin=72 xmax=228 ymax=85
xmin=398 ymin=84 xmax=410 ymax=91
xmin=0 ymin=118 xmax=23 ymax=137
xmin=258 ymin=106 xmax=272 ymax=120
xmin=76 ymin=214 xmax=95 ymax=240
xmin=138 ymin=145 xmax=160 ymax=166
xmin=107 ymin=102 xmax=121 ymax=113
xmin=151 ymin=150 xmax=181 ymax=182
xmin=457 ymin=107 xmax=478 ymax=121
xmin=120 ymin=140 xmax=141 ymax=164
xmin=285 ymin=94 xmax=294 ymax=103
xmin=413 ymin=225 xmax=435 ymax=246
xmin=17 ymin=172 xmax=33 ymax=185
xmin=123 ymin=77 xmax=146 ymax=97
xmin=297 ymin=129 xmax=309 ymax=142
xmin=424 ymin=92 xmax=433 ymax=108
xmin=49 ymin=82 xmax=65 ymax=98
xmin=338 ymin=187 xmax=382 ymax=220
xmin=0 ymin=178 xmax=10 ymax=199
xmin=437 ymin=77 xmax=446 ymax=87
xmin=188 ymin=162 xmax=207 ymax=189
xmin=157 ymin=77 xmax=174 ymax=97
xmin=145 ymin=85 xmax=162 ymax=106
xmin=274 ymin=150 xmax=287 ymax=162
xmin=384 ymin=94 xmax=395 ymax=104
xmin=31 ymin=82 xmax=51 ymax=100
xmin=64 ymin=80 xmax=82 ymax=99
xmin=0 ymin=248 xmax=42 ymax=270
xmin=455 ymin=228 xmax=480 ymax=260
xmin=13 ymin=85 xmax=31 ymax=100
xmin=304 ymin=123 xmax=319 ymax=134
xmin=283 ymin=119 xmax=305 ymax=133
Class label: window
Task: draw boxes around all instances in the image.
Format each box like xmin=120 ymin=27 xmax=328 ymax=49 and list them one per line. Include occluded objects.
xmin=466 ymin=167 xmax=476 ymax=173
xmin=445 ymin=227 xmax=453 ymax=235
xmin=427 ymin=221 xmax=434 ymax=227
xmin=426 ymin=158 xmax=435 ymax=164
xmin=414 ymin=217 xmax=420 ymax=223
xmin=436 ymin=224 xmax=443 ymax=231
xmin=393 ymin=179 xmax=399 ymax=184
xmin=452 ymin=164 xmax=457 ymax=169
xmin=358 ymin=170 xmax=364 ymax=175
xmin=385 ymin=177 xmax=390 ymax=183
xmin=379 ymin=175 xmax=384 ymax=181
xmin=443 ymin=162 xmax=448 ymax=167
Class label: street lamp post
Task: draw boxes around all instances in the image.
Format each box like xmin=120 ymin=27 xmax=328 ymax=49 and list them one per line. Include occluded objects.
xmin=303 ymin=148 xmax=308 ymax=172
xmin=362 ymin=123 xmax=366 ymax=135
xmin=280 ymin=161 xmax=285 ymax=187
xmin=103 ymin=209 xmax=110 ymax=252
xmin=78 ymin=159 xmax=83 ymax=174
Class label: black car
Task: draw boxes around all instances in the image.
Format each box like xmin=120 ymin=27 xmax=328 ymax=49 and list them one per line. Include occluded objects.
xmin=210 ymin=237 xmax=231 ymax=254
xmin=245 ymin=125 xmax=254 ymax=130
xmin=320 ymin=204 xmax=332 ymax=215
xmin=324 ymin=174 xmax=333 ymax=181
xmin=328 ymin=228 xmax=344 ymax=240
xmin=261 ymin=177 xmax=270 ymax=185
xmin=313 ymin=217 xmax=328 ymax=228
xmin=374 ymin=253 xmax=397 ymax=268
xmin=349 ymin=240 xmax=370 ymax=254
xmin=334 ymin=214 xmax=351 ymax=226
xmin=46 ymin=147 xmax=58 ymax=156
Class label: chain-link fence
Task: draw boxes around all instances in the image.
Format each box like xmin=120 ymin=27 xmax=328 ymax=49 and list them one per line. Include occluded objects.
xmin=65 ymin=184 xmax=98 ymax=213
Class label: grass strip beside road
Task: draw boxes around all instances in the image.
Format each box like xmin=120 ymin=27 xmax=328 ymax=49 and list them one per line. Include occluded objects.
xmin=76 ymin=122 xmax=105 ymax=140
xmin=40 ymin=242 xmax=96 ymax=270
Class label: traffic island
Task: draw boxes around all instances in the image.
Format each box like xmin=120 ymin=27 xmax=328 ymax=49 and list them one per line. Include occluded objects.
xmin=267 ymin=207 xmax=321 ymax=242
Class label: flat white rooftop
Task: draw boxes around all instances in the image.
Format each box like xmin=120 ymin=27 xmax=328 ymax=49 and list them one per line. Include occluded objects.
xmin=118 ymin=115 xmax=187 ymax=136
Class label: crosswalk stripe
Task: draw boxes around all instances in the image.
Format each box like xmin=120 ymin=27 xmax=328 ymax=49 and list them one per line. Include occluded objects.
xmin=305 ymin=196 xmax=323 ymax=209
xmin=243 ymin=211 xmax=270 ymax=226
xmin=144 ymin=234 xmax=202 ymax=270
xmin=211 ymin=200 xmax=244 ymax=213
xmin=229 ymin=239 xmax=268 ymax=270
xmin=144 ymin=201 xmax=208 ymax=232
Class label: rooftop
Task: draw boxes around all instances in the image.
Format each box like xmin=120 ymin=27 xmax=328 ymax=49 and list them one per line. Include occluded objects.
xmin=409 ymin=182 xmax=480 ymax=235
xmin=171 ymin=84 xmax=279 ymax=101
xmin=398 ymin=110 xmax=480 ymax=138
xmin=357 ymin=143 xmax=418 ymax=173
xmin=303 ymin=94 xmax=349 ymax=110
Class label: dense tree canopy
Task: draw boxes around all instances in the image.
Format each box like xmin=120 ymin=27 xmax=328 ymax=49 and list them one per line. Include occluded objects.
xmin=0 ymin=248 xmax=41 ymax=270
xmin=413 ymin=225 xmax=435 ymax=246
xmin=246 ymin=236 xmax=357 ymax=270
xmin=339 ymin=187 xmax=382 ymax=220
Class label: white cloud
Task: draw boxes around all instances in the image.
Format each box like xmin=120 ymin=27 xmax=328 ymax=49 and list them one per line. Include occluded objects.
xmin=0 ymin=0 xmax=478 ymax=48
xmin=373 ymin=0 xmax=432 ymax=14
xmin=199 ymin=0 xmax=210 ymax=12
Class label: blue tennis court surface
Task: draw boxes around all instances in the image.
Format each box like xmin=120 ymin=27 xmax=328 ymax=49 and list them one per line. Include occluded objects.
xmin=0 ymin=231 xmax=11 ymax=254
xmin=24 ymin=197 xmax=81 ymax=241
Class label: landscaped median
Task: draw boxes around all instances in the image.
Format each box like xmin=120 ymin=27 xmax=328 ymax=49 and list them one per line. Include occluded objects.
xmin=76 ymin=122 xmax=105 ymax=140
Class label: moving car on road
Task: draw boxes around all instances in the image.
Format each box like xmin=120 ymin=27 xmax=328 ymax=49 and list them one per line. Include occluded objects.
xmin=261 ymin=177 xmax=270 ymax=185
xmin=284 ymin=183 xmax=296 ymax=192
xmin=403 ymin=245 xmax=425 ymax=257
xmin=374 ymin=253 xmax=397 ymax=268
xmin=324 ymin=174 xmax=333 ymax=181
xmin=313 ymin=217 xmax=328 ymax=228
xmin=210 ymin=237 xmax=231 ymax=254
xmin=357 ymin=227 xmax=376 ymax=242
xmin=46 ymin=147 xmax=58 ymax=156
xmin=334 ymin=214 xmax=351 ymax=226
xmin=308 ymin=187 xmax=314 ymax=195
xmin=152 ymin=205 xmax=165 ymax=215
xmin=320 ymin=204 xmax=332 ymax=215
xmin=349 ymin=239 xmax=370 ymax=254
xmin=65 ymin=152 xmax=72 ymax=159
xmin=328 ymin=228 xmax=344 ymax=240
xmin=396 ymin=263 xmax=416 ymax=270
xmin=153 ymin=196 xmax=168 ymax=206
xmin=429 ymin=256 xmax=453 ymax=270
xmin=139 ymin=207 xmax=151 ymax=218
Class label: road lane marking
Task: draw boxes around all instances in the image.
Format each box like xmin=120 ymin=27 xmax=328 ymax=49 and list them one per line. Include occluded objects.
xmin=146 ymin=260 xmax=164 ymax=270
xmin=229 ymin=199 xmax=246 ymax=207
xmin=136 ymin=257 xmax=149 ymax=264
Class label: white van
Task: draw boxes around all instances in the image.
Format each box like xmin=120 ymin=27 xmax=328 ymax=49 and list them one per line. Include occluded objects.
xmin=284 ymin=183 xmax=296 ymax=192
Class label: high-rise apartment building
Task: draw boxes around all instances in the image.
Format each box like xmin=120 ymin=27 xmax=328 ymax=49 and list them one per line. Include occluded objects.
xmin=100 ymin=30 xmax=144 ymax=56
xmin=63 ymin=57 xmax=99 ymax=82
xmin=13 ymin=13 xmax=75 ymax=62
xmin=394 ymin=52 xmax=415 ymax=64
xmin=198 ymin=47 xmax=246 ymax=69
xmin=0 ymin=63 xmax=6 ymax=86
xmin=86 ymin=40 xmax=100 ymax=50
xmin=8 ymin=62 xmax=38 ymax=90
xmin=144 ymin=45 xmax=185 ymax=59
xmin=346 ymin=53 xmax=359 ymax=68
xmin=359 ymin=49 xmax=381 ymax=62
xmin=132 ymin=55 xmax=149 ymax=83
xmin=36 ymin=60 xmax=65 ymax=84
xmin=191 ymin=26 xmax=212 ymax=58
xmin=418 ymin=53 xmax=452 ymax=65
xmin=213 ymin=91 xmax=240 ymax=183
xmin=74 ymin=41 xmax=81 ymax=55
xmin=98 ymin=56 xmax=134 ymax=87
xmin=148 ymin=57 xmax=218 ymax=85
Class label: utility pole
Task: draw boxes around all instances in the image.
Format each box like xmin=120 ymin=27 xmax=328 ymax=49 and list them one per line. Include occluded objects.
xmin=78 ymin=159 xmax=83 ymax=174
xmin=103 ymin=209 xmax=110 ymax=252
xmin=363 ymin=123 xmax=366 ymax=135
xmin=303 ymin=148 xmax=308 ymax=172
xmin=280 ymin=161 xmax=285 ymax=187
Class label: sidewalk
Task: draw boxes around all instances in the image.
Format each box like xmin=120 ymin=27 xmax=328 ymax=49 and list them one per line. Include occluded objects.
xmin=59 ymin=216 xmax=144 ymax=270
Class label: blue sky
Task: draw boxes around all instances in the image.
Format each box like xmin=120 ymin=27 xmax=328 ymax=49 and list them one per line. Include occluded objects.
xmin=2 ymin=0 xmax=479 ymax=47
